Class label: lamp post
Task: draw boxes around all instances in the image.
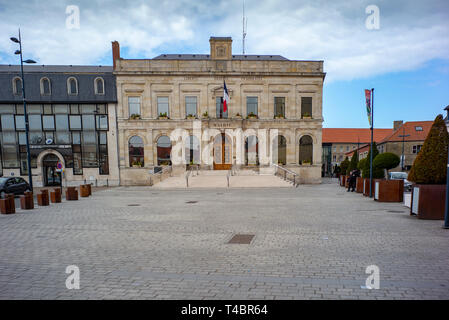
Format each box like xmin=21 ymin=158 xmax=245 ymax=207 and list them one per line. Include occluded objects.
xmin=399 ymin=126 xmax=410 ymax=171
xmin=10 ymin=29 xmax=36 ymax=191
xmin=444 ymin=105 xmax=449 ymax=229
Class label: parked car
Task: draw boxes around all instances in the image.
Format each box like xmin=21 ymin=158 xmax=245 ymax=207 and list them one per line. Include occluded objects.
xmin=388 ymin=172 xmax=412 ymax=192
xmin=0 ymin=177 xmax=32 ymax=198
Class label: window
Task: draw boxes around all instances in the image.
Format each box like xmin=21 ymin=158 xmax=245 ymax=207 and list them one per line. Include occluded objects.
xmin=412 ymin=145 xmax=423 ymax=154
xmin=245 ymin=135 xmax=259 ymax=165
xmin=67 ymin=77 xmax=78 ymax=95
xmin=82 ymin=115 xmax=95 ymax=130
xmin=94 ymin=77 xmax=105 ymax=95
xmin=246 ymin=97 xmax=258 ymax=117
xmin=55 ymin=115 xmax=69 ymax=131
xmin=96 ymin=115 xmax=108 ymax=130
xmin=333 ymin=155 xmax=336 ymax=162
xmin=333 ymin=146 xmax=336 ymax=152
xmin=274 ymin=97 xmax=285 ymax=118
xmin=12 ymin=77 xmax=22 ymax=95
xmin=82 ymin=131 xmax=97 ymax=167
xmin=69 ymin=115 xmax=82 ymax=130
xmin=301 ymin=97 xmax=312 ymax=118
xmin=157 ymin=97 xmax=169 ymax=118
xmin=43 ymin=115 xmax=55 ymax=130
xmin=29 ymin=115 xmax=42 ymax=131
xmin=273 ymin=135 xmax=286 ymax=165
xmin=129 ymin=136 xmax=144 ymax=167
xmin=346 ymin=146 xmax=349 ymax=151
xmin=299 ymin=135 xmax=313 ymax=165
xmin=415 ymin=126 xmax=423 ymax=131
xmin=340 ymin=146 xmax=343 ymax=152
xmin=157 ymin=136 xmax=172 ymax=165
xmin=1 ymin=115 xmax=15 ymax=130
xmin=128 ymin=97 xmax=141 ymax=118
xmin=216 ymin=97 xmax=228 ymax=119
xmin=40 ymin=78 xmax=51 ymax=95
xmin=185 ymin=96 xmax=197 ymax=118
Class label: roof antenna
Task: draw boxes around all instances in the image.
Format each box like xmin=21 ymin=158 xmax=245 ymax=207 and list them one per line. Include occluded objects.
xmin=242 ymin=0 xmax=247 ymax=54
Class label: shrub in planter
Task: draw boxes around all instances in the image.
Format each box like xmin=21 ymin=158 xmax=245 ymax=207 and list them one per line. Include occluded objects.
xmin=340 ymin=157 xmax=350 ymax=176
xmin=362 ymin=143 xmax=384 ymax=179
xmin=372 ymin=152 xmax=402 ymax=202
xmin=408 ymin=114 xmax=449 ymax=219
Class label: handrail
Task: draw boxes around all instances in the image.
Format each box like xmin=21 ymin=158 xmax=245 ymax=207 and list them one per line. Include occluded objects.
xmin=271 ymin=163 xmax=299 ymax=187
xmin=149 ymin=165 xmax=172 ymax=186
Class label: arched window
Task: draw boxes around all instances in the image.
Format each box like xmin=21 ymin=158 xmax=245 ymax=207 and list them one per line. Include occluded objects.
xmin=185 ymin=135 xmax=200 ymax=165
xmin=157 ymin=136 xmax=172 ymax=165
xmin=13 ymin=77 xmax=22 ymax=95
xmin=272 ymin=135 xmax=286 ymax=165
xmin=40 ymin=77 xmax=51 ymax=95
xmin=67 ymin=77 xmax=78 ymax=95
xmin=94 ymin=77 xmax=105 ymax=95
xmin=299 ymin=135 xmax=313 ymax=165
xmin=129 ymin=136 xmax=144 ymax=167
xmin=245 ymin=135 xmax=259 ymax=165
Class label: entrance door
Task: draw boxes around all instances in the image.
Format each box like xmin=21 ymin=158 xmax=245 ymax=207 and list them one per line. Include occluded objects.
xmin=213 ymin=133 xmax=232 ymax=170
xmin=42 ymin=154 xmax=62 ymax=186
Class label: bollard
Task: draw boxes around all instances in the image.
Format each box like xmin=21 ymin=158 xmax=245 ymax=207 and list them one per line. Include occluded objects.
xmin=50 ymin=188 xmax=61 ymax=203
xmin=79 ymin=184 xmax=89 ymax=197
xmin=37 ymin=189 xmax=50 ymax=206
xmin=66 ymin=187 xmax=78 ymax=201
xmin=20 ymin=191 xmax=34 ymax=210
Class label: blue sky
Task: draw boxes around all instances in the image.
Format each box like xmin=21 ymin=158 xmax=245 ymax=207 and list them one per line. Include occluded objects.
xmin=0 ymin=0 xmax=448 ymax=129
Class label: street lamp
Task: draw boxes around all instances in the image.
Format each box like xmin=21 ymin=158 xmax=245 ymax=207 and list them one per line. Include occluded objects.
xmin=399 ymin=126 xmax=410 ymax=171
xmin=10 ymin=29 xmax=36 ymax=191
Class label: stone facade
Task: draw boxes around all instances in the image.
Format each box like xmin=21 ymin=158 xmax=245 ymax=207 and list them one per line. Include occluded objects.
xmin=114 ymin=37 xmax=325 ymax=185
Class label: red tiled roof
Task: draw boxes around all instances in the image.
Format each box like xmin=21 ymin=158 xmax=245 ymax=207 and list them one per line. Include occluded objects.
xmin=322 ymin=128 xmax=392 ymax=144
xmin=379 ymin=121 xmax=433 ymax=143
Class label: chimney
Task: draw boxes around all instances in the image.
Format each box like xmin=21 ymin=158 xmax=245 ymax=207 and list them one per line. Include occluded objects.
xmin=393 ymin=120 xmax=403 ymax=131
xmin=209 ymin=37 xmax=232 ymax=60
xmin=112 ymin=41 xmax=120 ymax=69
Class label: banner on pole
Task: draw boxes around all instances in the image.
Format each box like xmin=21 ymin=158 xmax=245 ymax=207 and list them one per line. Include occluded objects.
xmin=365 ymin=89 xmax=372 ymax=127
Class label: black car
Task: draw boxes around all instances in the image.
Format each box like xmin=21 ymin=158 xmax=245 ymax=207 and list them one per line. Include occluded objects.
xmin=0 ymin=177 xmax=32 ymax=198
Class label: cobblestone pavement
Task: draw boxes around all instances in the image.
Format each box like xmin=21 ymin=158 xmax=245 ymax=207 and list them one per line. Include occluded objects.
xmin=1 ymin=178 xmax=449 ymax=300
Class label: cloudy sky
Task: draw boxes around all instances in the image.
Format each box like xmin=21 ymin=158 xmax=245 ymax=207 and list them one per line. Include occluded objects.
xmin=0 ymin=0 xmax=448 ymax=128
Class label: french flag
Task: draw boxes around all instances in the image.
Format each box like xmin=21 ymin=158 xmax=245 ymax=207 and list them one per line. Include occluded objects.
xmin=223 ymin=81 xmax=229 ymax=113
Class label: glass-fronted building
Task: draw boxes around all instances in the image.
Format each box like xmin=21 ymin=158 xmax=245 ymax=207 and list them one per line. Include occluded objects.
xmin=0 ymin=65 xmax=119 ymax=187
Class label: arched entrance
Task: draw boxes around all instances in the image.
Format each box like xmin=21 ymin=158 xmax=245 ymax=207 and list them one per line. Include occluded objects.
xmin=213 ymin=133 xmax=232 ymax=170
xmin=42 ymin=154 xmax=61 ymax=186
xmin=272 ymin=135 xmax=287 ymax=165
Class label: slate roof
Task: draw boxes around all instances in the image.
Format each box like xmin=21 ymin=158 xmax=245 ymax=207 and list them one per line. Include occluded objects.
xmin=152 ymin=54 xmax=289 ymax=61
xmin=0 ymin=65 xmax=116 ymax=103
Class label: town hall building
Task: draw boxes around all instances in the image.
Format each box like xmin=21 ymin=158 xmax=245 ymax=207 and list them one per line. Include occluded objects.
xmin=113 ymin=37 xmax=325 ymax=185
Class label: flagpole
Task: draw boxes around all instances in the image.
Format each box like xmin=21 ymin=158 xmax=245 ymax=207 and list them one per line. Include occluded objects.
xmin=369 ymin=88 xmax=374 ymax=197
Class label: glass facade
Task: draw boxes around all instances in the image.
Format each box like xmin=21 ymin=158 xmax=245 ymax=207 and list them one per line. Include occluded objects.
xmin=0 ymin=103 xmax=109 ymax=176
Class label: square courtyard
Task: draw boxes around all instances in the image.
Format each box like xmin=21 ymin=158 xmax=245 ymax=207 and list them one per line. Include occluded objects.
xmin=1 ymin=180 xmax=449 ymax=299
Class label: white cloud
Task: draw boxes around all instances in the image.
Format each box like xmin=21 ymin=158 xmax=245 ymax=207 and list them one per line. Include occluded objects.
xmin=0 ymin=0 xmax=448 ymax=82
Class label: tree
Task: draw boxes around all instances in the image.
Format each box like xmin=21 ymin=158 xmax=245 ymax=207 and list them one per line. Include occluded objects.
xmin=340 ymin=157 xmax=350 ymax=176
xmin=408 ymin=114 xmax=449 ymax=184
xmin=347 ymin=151 xmax=359 ymax=174
xmin=362 ymin=142 xmax=384 ymax=178
xmin=358 ymin=158 xmax=367 ymax=171
xmin=373 ymin=152 xmax=400 ymax=175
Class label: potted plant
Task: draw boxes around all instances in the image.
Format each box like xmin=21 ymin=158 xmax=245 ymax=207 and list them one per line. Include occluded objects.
xmin=235 ymin=113 xmax=242 ymax=119
xmin=372 ymin=153 xmax=402 ymax=202
xmin=361 ymin=143 xmax=384 ymax=196
xmin=132 ymin=160 xmax=143 ymax=168
xmin=302 ymin=112 xmax=312 ymax=119
xmin=247 ymin=112 xmax=257 ymax=119
xmin=340 ymin=157 xmax=350 ymax=187
xmin=202 ymin=111 xmax=209 ymax=119
xmin=408 ymin=114 xmax=448 ymax=219
xmin=302 ymin=160 xmax=311 ymax=165
xmin=186 ymin=114 xmax=196 ymax=119
xmin=158 ymin=112 xmax=169 ymax=119
xmin=130 ymin=113 xmax=141 ymax=120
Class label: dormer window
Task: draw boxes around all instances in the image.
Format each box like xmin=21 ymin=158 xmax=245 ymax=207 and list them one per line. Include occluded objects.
xmin=94 ymin=77 xmax=105 ymax=95
xmin=12 ymin=77 xmax=22 ymax=95
xmin=40 ymin=77 xmax=51 ymax=95
xmin=415 ymin=126 xmax=423 ymax=131
xmin=67 ymin=77 xmax=78 ymax=95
